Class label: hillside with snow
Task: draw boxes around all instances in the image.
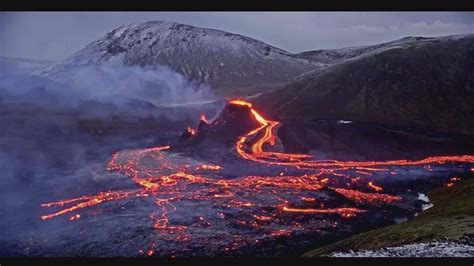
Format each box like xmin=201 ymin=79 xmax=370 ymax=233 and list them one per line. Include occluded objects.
xmin=258 ymin=34 xmax=474 ymax=135
xmin=296 ymin=36 xmax=444 ymax=65
xmin=37 ymin=21 xmax=319 ymax=97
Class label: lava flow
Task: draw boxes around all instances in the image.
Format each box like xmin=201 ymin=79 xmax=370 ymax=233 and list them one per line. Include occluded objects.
xmin=41 ymin=99 xmax=474 ymax=256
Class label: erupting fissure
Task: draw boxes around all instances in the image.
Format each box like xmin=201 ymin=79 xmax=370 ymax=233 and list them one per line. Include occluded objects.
xmin=41 ymin=99 xmax=474 ymax=256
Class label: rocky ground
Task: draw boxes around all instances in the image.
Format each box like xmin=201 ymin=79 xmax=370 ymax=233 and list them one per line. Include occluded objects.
xmin=328 ymin=238 xmax=474 ymax=257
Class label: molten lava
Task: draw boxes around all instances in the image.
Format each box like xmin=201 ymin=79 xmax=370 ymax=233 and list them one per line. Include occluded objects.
xmin=368 ymin=181 xmax=383 ymax=192
xmin=200 ymin=113 xmax=209 ymax=124
xmin=41 ymin=99 xmax=474 ymax=256
xmin=187 ymin=127 xmax=196 ymax=136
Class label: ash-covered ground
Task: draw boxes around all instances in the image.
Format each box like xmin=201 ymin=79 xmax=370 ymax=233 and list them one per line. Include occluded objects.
xmin=2 ymin=100 xmax=473 ymax=257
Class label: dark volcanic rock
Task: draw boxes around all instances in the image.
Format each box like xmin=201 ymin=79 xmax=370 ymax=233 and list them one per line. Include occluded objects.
xmin=276 ymin=120 xmax=474 ymax=161
xmin=176 ymin=102 xmax=261 ymax=147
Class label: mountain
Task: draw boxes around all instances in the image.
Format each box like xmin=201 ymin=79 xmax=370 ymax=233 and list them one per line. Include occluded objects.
xmin=257 ymin=34 xmax=474 ymax=135
xmin=296 ymin=36 xmax=434 ymax=65
xmin=37 ymin=21 xmax=319 ymax=97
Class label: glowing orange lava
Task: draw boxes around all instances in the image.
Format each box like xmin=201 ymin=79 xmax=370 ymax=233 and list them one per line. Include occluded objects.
xmin=187 ymin=127 xmax=196 ymax=136
xmin=200 ymin=113 xmax=209 ymax=124
xmin=40 ymin=99 xmax=474 ymax=256
xmin=368 ymin=181 xmax=383 ymax=192
xmin=281 ymin=206 xmax=363 ymax=215
xmin=196 ymin=164 xmax=223 ymax=170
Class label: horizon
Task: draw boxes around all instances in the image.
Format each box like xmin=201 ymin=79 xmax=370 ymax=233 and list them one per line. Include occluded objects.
xmin=1 ymin=12 xmax=474 ymax=61
xmin=2 ymin=32 xmax=473 ymax=63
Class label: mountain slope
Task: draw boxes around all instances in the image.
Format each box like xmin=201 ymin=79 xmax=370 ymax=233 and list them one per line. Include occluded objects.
xmin=296 ymin=36 xmax=434 ymax=65
xmin=257 ymin=34 xmax=474 ymax=135
xmin=37 ymin=21 xmax=318 ymax=96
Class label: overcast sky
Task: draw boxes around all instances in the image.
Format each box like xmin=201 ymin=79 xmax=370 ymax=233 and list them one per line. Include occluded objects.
xmin=1 ymin=12 xmax=473 ymax=61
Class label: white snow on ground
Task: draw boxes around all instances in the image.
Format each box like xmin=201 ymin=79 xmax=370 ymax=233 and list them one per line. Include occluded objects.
xmin=417 ymin=193 xmax=434 ymax=211
xmin=337 ymin=120 xmax=353 ymax=124
xmin=329 ymin=241 xmax=474 ymax=257
xmin=36 ymin=20 xmax=316 ymax=77
xmin=32 ymin=20 xmax=318 ymax=96
xmin=417 ymin=193 xmax=430 ymax=202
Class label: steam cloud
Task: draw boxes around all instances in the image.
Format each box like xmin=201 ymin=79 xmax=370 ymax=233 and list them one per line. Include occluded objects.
xmin=0 ymin=60 xmax=223 ymax=240
xmin=39 ymin=64 xmax=217 ymax=105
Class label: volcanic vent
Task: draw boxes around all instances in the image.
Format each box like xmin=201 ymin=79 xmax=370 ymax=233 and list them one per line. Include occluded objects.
xmin=178 ymin=99 xmax=264 ymax=147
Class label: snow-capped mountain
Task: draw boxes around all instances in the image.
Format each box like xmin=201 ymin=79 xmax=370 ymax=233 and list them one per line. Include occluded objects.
xmin=258 ymin=34 xmax=474 ymax=135
xmin=296 ymin=34 xmax=474 ymax=65
xmin=38 ymin=21 xmax=319 ymax=96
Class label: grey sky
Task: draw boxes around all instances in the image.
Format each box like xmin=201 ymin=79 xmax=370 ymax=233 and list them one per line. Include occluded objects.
xmin=1 ymin=12 xmax=473 ymax=61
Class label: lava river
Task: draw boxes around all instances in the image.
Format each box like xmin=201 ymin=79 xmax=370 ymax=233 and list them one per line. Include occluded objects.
xmin=40 ymin=99 xmax=474 ymax=256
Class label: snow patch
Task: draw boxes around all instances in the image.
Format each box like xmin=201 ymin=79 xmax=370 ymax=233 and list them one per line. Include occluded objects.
xmin=328 ymin=241 xmax=474 ymax=257
xmin=337 ymin=120 xmax=353 ymax=124
xmin=417 ymin=193 xmax=434 ymax=211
